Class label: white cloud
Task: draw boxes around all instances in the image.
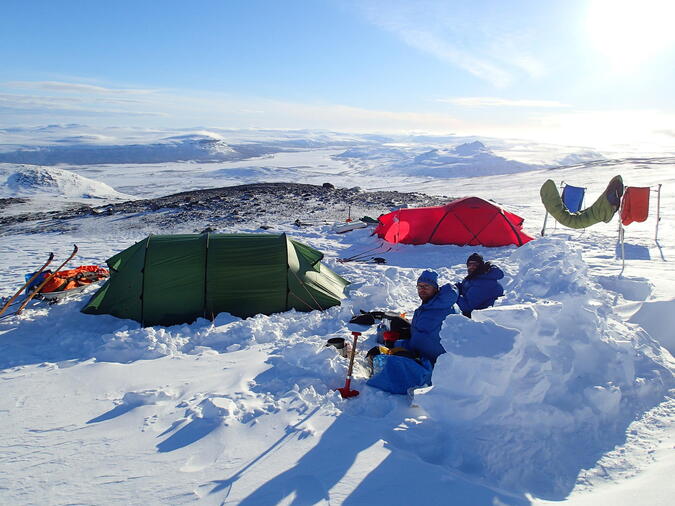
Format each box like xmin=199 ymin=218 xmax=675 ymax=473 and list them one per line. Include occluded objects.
xmin=0 ymin=93 xmax=167 ymax=117
xmin=387 ymin=26 xmax=514 ymax=87
xmin=4 ymin=81 xmax=157 ymax=95
xmin=441 ymin=97 xmax=569 ymax=108
xmin=349 ymin=0 xmax=545 ymax=87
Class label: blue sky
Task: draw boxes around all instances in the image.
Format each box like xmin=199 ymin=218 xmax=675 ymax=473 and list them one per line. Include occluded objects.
xmin=1 ymin=0 xmax=674 ymax=150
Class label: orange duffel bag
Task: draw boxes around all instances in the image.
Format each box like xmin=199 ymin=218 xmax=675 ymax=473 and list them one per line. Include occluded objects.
xmin=39 ymin=265 xmax=110 ymax=293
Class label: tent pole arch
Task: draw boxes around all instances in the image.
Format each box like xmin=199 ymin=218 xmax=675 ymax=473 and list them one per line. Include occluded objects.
xmin=456 ymin=210 xmax=506 ymax=246
xmin=289 ymin=269 xmax=324 ymax=311
xmin=427 ymin=208 xmax=457 ymax=244
xmin=498 ymin=210 xmax=525 ymax=246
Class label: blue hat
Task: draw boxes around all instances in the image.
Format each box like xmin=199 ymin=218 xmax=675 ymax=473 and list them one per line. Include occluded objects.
xmin=417 ymin=270 xmax=439 ymax=288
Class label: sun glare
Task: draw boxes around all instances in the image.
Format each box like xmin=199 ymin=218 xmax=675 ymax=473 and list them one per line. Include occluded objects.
xmin=587 ymin=0 xmax=675 ymax=70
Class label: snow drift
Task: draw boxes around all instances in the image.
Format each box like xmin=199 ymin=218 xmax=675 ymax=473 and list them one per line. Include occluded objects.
xmin=416 ymin=238 xmax=674 ymax=498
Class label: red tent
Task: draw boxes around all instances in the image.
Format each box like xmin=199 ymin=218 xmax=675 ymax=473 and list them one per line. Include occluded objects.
xmin=374 ymin=197 xmax=534 ymax=247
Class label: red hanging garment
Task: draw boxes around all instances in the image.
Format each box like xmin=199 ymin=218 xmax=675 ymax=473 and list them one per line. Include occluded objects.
xmin=620 ymin=187 xmax=650 ymax=226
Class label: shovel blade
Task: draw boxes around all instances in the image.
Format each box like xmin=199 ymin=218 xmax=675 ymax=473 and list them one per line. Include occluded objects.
xmin=337 ymin=387 xmax=360 ymax=398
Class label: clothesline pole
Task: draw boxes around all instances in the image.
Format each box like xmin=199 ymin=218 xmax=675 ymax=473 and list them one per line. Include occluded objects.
xmin=654 ymin=184 xmax=662 ymax=242
xmin=577 ymin=185 xmax=588 ymax=237
xmin=551 ymin=181 xmax=565 ymax=234
xmin=619 ymin=225 xmax=626 ymax=277
xmin=617 ymin=194 xmax=626 ymax=277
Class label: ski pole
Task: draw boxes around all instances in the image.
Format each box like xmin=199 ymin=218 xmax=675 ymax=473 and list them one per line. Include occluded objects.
xmin=0 ymin=252 xmax=54 ymax=317
xmin=17 ymin=245 xmax=78 ymax=315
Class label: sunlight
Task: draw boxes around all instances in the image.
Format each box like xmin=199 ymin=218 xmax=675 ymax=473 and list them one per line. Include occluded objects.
xmin=587 ymin=0 xmax=675 ymax=70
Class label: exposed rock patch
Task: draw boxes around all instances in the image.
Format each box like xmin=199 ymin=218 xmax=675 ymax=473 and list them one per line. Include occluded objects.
xmin=0 ymin=182 xmax=451 ymax=235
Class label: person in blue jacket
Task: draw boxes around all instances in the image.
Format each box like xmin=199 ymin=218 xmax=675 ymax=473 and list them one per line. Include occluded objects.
xmin=404 ymin=269 xmax=457 ymax=364
xmin=456 ymin=253 xmax=504 ymax=318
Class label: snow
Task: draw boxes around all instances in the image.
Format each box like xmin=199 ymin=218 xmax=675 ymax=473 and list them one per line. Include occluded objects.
xmin=0 ymin=164 xmax=131 ymax=200
xmin=418 ymin=239 xmax=672 ymax=498
xmin=1 ymin=128 xmax=674 ymax=505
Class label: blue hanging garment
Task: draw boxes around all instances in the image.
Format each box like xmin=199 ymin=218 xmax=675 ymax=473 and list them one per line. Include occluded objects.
xmin=561 ymin=185 xmax=586 ymax=213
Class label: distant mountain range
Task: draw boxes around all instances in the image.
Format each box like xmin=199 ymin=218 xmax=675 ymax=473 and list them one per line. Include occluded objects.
xmin=0 ymin=125 xmax=608 ymax=169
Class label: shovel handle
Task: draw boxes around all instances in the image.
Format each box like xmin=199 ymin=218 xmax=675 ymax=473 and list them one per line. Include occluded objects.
xmin=345 ymin=331 xmax=360 ymax=378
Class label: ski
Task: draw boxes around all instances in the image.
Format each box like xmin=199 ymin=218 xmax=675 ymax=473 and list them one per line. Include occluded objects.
xmin=346 ymin=256 xmax=387 ymax=265
xmin=339 ymin=246 xmax=391 ymax=263
xmin=0 ymin=252 xmax=55 ymax=317
xmin=16 ymin=245 xmax=78 ymax=316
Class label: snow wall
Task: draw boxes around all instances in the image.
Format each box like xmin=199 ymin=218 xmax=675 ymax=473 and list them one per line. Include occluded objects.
xmin=416 ymin=238 xmax=673 ymax=498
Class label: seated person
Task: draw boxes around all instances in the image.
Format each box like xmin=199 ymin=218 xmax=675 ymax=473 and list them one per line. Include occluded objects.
xmin=366 ymin=270 xmax=456 ymax=394
xmin=456 ymin=253 xmax=504 ymax=318
xmin=403 ymin=269 xmax=457 ymax=364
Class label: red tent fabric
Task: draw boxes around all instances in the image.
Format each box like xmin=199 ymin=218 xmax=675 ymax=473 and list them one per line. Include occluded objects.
xmin=374 ymin=197 xmax=534 ymax=247
xmin=620 ymin=186 xmax=650 ymax=226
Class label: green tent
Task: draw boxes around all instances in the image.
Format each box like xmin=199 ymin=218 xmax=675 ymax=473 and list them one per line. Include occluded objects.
xmin=82 ymin=233 xmax=349 ymax=327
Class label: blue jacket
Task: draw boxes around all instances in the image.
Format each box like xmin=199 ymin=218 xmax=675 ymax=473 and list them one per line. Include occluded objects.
xmin=405 ymin=284 xmax=457 ymax=363
xmin=456 ymin=266 xmax=504 ymax=313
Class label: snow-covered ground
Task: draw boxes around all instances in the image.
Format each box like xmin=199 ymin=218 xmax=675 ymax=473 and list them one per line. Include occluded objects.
xmin=0 ymin=129 xmax=673 ymax=505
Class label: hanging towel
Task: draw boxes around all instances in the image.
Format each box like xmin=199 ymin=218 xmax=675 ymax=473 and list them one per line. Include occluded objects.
xmin=621 ymin=186 xmax=650 ymax=226
xmin=561 ymin=185 xmax=585 ymax=213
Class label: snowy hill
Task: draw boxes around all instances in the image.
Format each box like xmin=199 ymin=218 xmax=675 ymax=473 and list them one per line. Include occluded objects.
xmin=399 ymin=141 xmax=536 ymax=177
xmin=334 ymin=140 xmax=538 ymax=178
xmin=0 ymin=132 xmax=673 ymax=505
xmin=0 ymin=164 xmax=131 ymax=200
xmin=554 ymin=150 xmax=607 ymax=166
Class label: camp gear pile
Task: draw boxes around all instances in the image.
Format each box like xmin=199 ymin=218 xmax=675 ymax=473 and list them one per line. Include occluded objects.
xmin=28 ymin=265 xmax=109 ymax=294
